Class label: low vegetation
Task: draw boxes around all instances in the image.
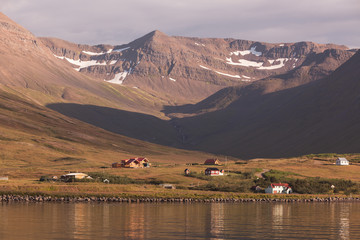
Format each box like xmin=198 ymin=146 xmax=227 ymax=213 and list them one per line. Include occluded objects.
xmin=1 ymin=147 xmax=360 ymax=198
xmin=255 ymin=169 xmax=360 ymax=195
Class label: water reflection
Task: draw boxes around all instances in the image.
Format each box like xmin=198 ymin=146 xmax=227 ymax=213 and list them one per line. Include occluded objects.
xmin=272 ymin=204 xmax=284 ymax=230
xmin=338 ymin=203 xmax=350 ymax=240
xmin=210 ymin=203 xmax=225 ymax=240
xmin=73 ymin=203 xmax=88 ymax=239
xmin=0 ymin=202 xmax=360 ymax=239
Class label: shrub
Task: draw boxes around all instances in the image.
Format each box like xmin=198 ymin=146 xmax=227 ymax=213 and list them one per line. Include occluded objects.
xmin=88 ymin=172 xmax=138 ymax=184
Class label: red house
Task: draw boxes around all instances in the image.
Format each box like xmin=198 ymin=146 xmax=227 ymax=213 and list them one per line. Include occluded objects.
xmin=205 ymin=168 xmax=224 ymax=176
xmin=204 ymin=159 xmax=221 ymax=165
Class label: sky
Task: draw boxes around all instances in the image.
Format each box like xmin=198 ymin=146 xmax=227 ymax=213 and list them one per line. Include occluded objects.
xmin=1 ymin=0 xmax=359 ymax=48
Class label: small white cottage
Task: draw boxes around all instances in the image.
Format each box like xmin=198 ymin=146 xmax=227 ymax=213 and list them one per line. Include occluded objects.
xmin=336 ymin=157 xmax=349 ymax=166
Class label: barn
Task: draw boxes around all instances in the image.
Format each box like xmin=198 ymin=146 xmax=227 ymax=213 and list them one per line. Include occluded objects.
xmin=204 ymin=159 xmax=221 ymax=165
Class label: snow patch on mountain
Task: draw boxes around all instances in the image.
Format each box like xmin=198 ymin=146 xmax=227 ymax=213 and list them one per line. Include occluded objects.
xmin=113 ymin=47 xmax=130 ymax=52
xmin=82 ymin=51 xmax=105 ymax=56
xmin=82 ymin=49 xmax=113 ymax=56
xmin=195 ymin=42 xmax=205 ymax=47
xmin=54 ymin=55 xmax=117 ymax=71
xmin=226 ymin=57 xmax=263 ymax=67
xmin=230 ymin=46 xmax=262 ymax=57
xmin=258 ymin=58 xmax=288 ymax=70
xmin=225 ymin=55 xmax=299 ymax=70
xmin=257 ymin=58 xmax=298 ymax=70
xmin=200 ymin=64 xmax=250 ymax=81
xmin=214 ymin=70 xmax=241 ymax=79
xmin=106 ymin=71 xmax=130 ymax=85
xmin=199 ymin=65 xmax=211 ymax=70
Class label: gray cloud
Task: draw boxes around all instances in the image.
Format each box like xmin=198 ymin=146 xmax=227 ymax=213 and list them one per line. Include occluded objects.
xmin=1 ymin=0 xmax=359 ymax=47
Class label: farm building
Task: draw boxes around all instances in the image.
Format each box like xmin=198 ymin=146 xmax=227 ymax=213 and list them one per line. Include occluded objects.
xmin=137 ymin=157 xmax=150 ymax=167
xmin=61 ymin=173 xmax=91 ymax=182
xmin=265 ymin=183 xmax=292 ymax=194
xmin=205 ymin=168 xmax=224 ymax=176
xmin=336 ymin=157 xmax=349 ymax=166
xmin=204 ymin=158 xmax=221 ymax=165
xmin=112 ymin=157 xmax=150 ymax=168
xmin=123 ymin=158 xmax=141 ymax=168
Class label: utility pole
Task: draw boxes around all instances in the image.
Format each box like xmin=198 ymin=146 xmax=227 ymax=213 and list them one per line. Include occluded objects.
xmin=225 ymin=156 xmax=228 ymax=175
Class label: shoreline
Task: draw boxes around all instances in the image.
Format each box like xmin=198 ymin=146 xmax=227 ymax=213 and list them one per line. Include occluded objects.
xmin=1 ymin=194 xmax=360 ymax=203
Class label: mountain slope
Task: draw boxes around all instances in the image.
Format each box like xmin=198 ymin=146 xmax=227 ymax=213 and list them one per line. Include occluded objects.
xmin=42 ymin=30 xmax=353 ymax=103
xmin=1 ymin=12 xmax=359 ymax=161
xmin=0 ymin=85 xmax=218 ymax=180
xmin=0 ymin=12 xmax=174 ymax=119
xmin=173 ymin=50 xmax=360 ymax=158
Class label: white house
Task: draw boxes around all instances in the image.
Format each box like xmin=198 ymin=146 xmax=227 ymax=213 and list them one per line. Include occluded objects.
xmin=60 ymin=173 xmax=92 ymax=182
xmin=336 ymin=157 xmax=349 ymax=166
xmin=265 ymin=183 xmax=292 ymax=194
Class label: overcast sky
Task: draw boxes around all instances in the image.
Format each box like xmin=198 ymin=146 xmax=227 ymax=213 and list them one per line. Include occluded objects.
xmin=1 ymin=0 xmax=359 ymax=48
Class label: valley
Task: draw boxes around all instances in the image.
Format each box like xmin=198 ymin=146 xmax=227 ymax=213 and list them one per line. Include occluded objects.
xmin=0 ymin=11 xmax=359 ymax=199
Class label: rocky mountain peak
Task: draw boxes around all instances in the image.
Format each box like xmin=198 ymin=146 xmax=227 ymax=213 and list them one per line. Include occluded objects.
xmin=0 ymin=12 xmax=49 ymax=57
xmin=41 ymin=28 xmax=354 ymax=102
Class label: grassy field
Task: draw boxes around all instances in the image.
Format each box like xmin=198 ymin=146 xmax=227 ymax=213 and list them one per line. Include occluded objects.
xmin=1 ymin=148 xmax=360 ymax=198
xmin=1 ymin=89 xmax=359 ymax=197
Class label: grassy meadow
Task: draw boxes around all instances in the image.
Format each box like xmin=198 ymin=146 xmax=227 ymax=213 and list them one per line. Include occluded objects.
xmin=1 ymin=129 xmax=360 ymax=199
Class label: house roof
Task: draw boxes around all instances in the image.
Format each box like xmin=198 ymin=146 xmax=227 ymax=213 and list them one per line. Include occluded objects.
xmin=64 ymin=173 xmax=88 ymax=177
xmin=126 ymin=159 xmax=139 ymax=164
xmin=270 ymin=183 xmax=291 ymax=188
xmin=204 ymin=159 xmax=219 ymax=164
xmin=205 ymin=168 xmax=220 ymax=171
xmin=337 ymin=157 xmax=348 ymax=161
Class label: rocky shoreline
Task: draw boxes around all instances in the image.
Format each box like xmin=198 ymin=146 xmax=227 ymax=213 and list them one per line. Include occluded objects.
xmin=1 ymin=195 xmax=360 ymax=203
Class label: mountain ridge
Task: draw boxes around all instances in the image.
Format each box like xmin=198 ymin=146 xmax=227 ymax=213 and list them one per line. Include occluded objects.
xmin=42 ymin=29 xmax=354 ymax=103
xmin=1 ymin=12 xmax=359 ymax=160
xmin=171 ymin=50 xmax=360 ymax=158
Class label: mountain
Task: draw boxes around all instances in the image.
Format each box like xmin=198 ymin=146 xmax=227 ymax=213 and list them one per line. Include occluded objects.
xmin=41 ymin=30 xmax=353 ymax=103
xmin=0 ymin=13 xmax=215 ymax=173
xmin=1 ymin=12 xmax=359 ymax=160
xmin=0 ymin=12 xmax=177 ymax=119
xmin=170 ymin=50 xmax=360 ymax=158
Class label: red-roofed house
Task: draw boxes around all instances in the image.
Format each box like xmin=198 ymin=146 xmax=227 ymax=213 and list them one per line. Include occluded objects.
xmin=204 ymin=159 xmax=221 ymax=165
xmin=137 ymin=157 xmax=150 ymax=167
xmin=112 ymin=157 xmax=150 ymax=168
xmin=205 ymin=168 xmax=224 ymax=176
xmin=123 ymin=158 xmax=140 ymax=168
xmin=265 ymin=183 xmax=292 ymax=194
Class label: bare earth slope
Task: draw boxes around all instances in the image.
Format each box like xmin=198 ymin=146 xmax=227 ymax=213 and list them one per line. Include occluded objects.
xmin=0 ymin=12 xmax=218 ymax=172
xmin=173 ymin=50 xmax=360 ymax=158
xmin=0 ymin=12 xmax=182 ymax=157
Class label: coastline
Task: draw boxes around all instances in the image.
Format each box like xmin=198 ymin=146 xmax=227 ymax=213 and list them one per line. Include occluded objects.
xmin=1 ymin=192 xmax=360 ymax=203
